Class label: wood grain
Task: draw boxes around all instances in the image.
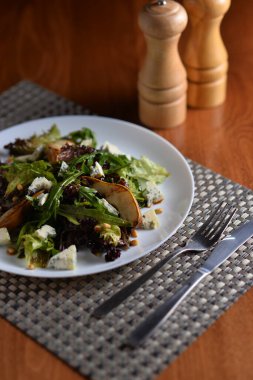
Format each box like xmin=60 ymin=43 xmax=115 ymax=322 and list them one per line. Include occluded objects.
xmin=182 ymin=0 xmax=231 ymax=107
xmin=138 ymin=0 xmax=188 ymax=128
xmin=0 ymin=0 xmax=253 ymax=379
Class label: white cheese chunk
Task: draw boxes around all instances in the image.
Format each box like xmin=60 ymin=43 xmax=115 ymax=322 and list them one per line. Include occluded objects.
xmin=144 ymin=181 xmax=164 ymax=207
xmin=37 ymin=193 xmax=48 ymax=206
xmin=58 ymin=161 xmax=69 ymax=176
xmin=80 ymin=138 xmax=93 ymax=147
xmin=90 ymin=161 xmax=104 ymax=178
xmin=28 ymin=177 xmax=52 ymax=194
xmin=142 ymin=209 xmax=159 ymax=229
xmin=100 ymin=198 xmax=119 ymax=215
xmin=47 ymin=245 xmax=77 ymax=270
xmin=0 ymin=227 xmax=10 ymax=245
xmin=101 ymin=141 xmax=122 ymax=156
xmin=34 ymin=225 xmax=56 ymax=240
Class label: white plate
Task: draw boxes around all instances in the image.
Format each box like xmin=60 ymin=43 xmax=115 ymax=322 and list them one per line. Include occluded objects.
xmin=0 ymin=115 xmax=194 ymax=278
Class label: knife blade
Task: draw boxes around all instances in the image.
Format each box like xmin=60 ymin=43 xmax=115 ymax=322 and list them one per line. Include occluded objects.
xmin=127 ymin=219 xmax=253 ymax=347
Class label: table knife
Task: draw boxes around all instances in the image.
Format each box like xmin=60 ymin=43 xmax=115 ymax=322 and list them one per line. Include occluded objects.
xmin=127 ymin=219 xmax=253 ymax=347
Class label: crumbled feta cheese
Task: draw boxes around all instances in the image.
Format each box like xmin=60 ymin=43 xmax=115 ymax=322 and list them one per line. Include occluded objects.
xmin=100 ymin=198 xmax=119 ymax=215
xmin=0 ymin=227 xmax=10 ymax=245
xmin=90 ymin=161 xmax=104 ymax=178
xmin=144 ymin=181 xmax=164 ymax=207
xmin=80 ymin=138 xmax=93 ymax=147
xmin=34 ymin=225 xmax=56 ymax=240
xmin=101 ymin=141 xmax=122 ymax=156
xmin=142 ymin=209 xmax=159 ymax=229
xmin=28 ymin=177 xmax=52 ymax=193
xmin=58 ymin=161 xmax=69 ymax=176
xmin=37 ymin=193 xmax=48 ymax=206
xmin=47 ymin=245 xmax=77 ymax=270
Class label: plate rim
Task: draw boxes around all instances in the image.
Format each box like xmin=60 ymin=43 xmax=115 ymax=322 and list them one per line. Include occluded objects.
xmin=0 ymin=115 xmax=194 ymax=278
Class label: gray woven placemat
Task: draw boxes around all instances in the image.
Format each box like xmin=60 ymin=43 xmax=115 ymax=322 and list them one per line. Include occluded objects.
xmin=0 ymin=81 xmax=252 ymax=380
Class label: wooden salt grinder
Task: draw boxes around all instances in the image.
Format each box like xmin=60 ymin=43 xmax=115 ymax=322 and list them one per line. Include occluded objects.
xmin=182 ymin=0 xmax=231 ymax=108
xmin=138 ymin=0 xmax=188 ymax=128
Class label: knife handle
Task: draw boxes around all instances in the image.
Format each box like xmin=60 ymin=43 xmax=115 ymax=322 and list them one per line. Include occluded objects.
xmin=127 ymin=269 xmax=208 ymax=347
xmin=92 ymin=246 xmax=190 ymax=318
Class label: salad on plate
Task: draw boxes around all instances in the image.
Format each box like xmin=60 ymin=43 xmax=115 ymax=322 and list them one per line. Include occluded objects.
xmin=0 ymin=124 xmax=169 ymax=271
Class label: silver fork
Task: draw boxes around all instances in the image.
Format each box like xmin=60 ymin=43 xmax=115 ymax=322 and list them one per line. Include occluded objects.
xmin=92 ymin=202 xmax=236 ymax=318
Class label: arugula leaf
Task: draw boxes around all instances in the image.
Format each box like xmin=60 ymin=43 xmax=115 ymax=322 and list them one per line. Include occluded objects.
xmin=65 ymin=151 xmax=130 ymax=178
xmin=78 ymin=186 xmax=100 ymax=206
xmin=58 ymin=204 xmax=131 ymax=227
xmin=38 ymin=171 xmax=82 ymax=226
xmin=59 ymin=212 xmax=80 ymax=226
xmin=57 ymin=152 xmax=97 ymax=178
xmin=78 ymin=186 xmax=120 ymax=216
xmin=78 ymin=186 xmax=109 ymax=211
xmin=96 ymin=152 xmax=131 ymax=174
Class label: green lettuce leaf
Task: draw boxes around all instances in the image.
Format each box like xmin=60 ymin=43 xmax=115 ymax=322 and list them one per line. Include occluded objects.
xmin=117 ymin=156 xmax=169 ymax=206
xmin=16 ymin=221 xmax=38 ymax=254
xmin=4 ymin=124 xmax=61 ymax=155
xmin=99 ymin=224 xmax=121 ymax=246
xmin=28 ymin=124 xmax=61 ymax=149
xmin=3 ymin=160 xmax=55 ymax=195
xmin=119 ymin=156 xmax=169 ymax=184
xmin=18 ymin=227 xmax=58 ymax=268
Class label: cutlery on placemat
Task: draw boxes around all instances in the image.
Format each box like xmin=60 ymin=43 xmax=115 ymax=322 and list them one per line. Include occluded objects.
xmin=92 ymin=202 xmax=236 ymax=318
xmin=127 ymin=219 xmax=253 ymax=347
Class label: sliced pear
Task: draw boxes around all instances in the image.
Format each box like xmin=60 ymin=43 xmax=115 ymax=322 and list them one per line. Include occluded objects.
xmin=0 ymin=199 xmax=31 ymax=230
xmin=83 ymin=177 xmax=142 ymax=227
xmin=46 ymin=139 xmax=74 ymax=163
xmin=0 ymin=191 xmax=43 ymax=230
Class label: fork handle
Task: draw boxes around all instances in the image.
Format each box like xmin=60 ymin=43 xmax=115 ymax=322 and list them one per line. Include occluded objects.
xmin=92 ymin=246 xmax=190 ymax=318
xmin=127 ymin=269 xmax=207 ymax=347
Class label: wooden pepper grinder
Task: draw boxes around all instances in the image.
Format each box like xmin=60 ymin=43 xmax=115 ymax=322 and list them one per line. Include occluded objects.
xmin=182 ymin=0 xmax=231 ymax=108
xmin=138 ymin=0 xmax=188 ymax=128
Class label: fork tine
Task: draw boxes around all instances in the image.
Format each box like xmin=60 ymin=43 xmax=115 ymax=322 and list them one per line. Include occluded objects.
xmin=197 ymin=201 xmax=226 ymax=235
xmin=209 ymin=206 xmax=237 ymax=242
xmin=203 ymin=202 xmax=230 ymax=236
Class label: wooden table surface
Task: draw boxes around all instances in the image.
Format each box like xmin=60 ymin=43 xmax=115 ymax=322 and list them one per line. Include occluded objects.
xmin=0 ymin=1 xmax=253 ymax=379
